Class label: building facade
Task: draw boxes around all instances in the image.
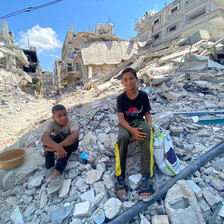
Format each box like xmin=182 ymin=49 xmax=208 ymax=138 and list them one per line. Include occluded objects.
xmin=134 ymin=0 xmax=224 ymax=47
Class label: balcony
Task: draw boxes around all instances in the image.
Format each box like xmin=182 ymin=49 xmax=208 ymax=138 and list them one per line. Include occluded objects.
xmin=183 ymin=0 xmax=207 ymax=12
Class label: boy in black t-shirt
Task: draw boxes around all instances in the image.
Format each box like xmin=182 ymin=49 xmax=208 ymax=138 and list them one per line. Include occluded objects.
xmin=115 ymin=67 xmax=154 ymax=200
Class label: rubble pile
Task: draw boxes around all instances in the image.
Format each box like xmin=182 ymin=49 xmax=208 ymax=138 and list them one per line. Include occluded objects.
xmin=0 ymin=34 xmax=224 ymax=223
xmin=0 ymin=68 xmax=34 ymax=105
xmin=0 ymin=61 xmax=224 ymax=223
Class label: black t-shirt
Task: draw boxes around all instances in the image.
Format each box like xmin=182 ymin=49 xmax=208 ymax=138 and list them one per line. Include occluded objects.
xmin=117 ymin=90 xmax=151 ymax=122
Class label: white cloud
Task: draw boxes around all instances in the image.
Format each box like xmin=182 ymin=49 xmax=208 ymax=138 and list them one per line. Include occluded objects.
xmin=149 ymin=4 xmax=159 ymax=14
xmin=17 ymin=25 xmax=62 ymax=53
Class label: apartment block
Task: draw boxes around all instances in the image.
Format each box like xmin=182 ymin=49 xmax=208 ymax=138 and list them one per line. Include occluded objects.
xmin=56 ymin=23 xmax=138 ymax=88
xmin=134 ymin=0 xmax=224 ymax=47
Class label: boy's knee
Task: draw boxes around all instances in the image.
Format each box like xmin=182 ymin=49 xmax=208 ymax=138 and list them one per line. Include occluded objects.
xmin=118 ymin=132 xmax=129 ymax=142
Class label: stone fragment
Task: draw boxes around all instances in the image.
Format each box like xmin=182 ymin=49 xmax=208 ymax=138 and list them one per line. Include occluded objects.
xmin=170 ymin=125 xmax=184 ymax=133
xmin=103 ymin=175 xmax=114 ymax=189
xmin=73 ymin=201 xmax=91 ymax=218
xmin=122 ymin=201 xmax=135 ymax=209
xmin=104 ymin=198 xmax=122 ymax=219
xmin=152 ymin=215 xmax=169 ymax=224
xmin=212 ymin=158 xmax=224 ymax=171
xmin=140 ymin=214 xmax=150 ymax=224
xmin=197 ymin=129 xmax=210 ymax=137
xmin=65 ymin=161 xmax=80 ymax=170
xmin=202 ymin=189 xmax=220 ymax=207
xmin=128 ymin=173 xmax=142 ymax=190
xmin=10 ymin=206 xmax=24 ymax=224
xmin=152 ymin=112 xmax=173 ymax=129
xmin=198 ymin=198 xmax=210 ymax=213
xmin=93 ymin=181 xmax=106 ymax=195
xmin=59 ymin=179 xmax=72 ymax=198
xmin=3 ymin=171 xmax=16 ymax=190
xmin=186 ymin=180 xmax=202 ymax=198
xmin=94 ymin=191 xmax=107 ymax=206
xmin=204 ymin=101 xmax=217 ymax=109
xmin=165 ymin=180 xmax=205 ymax=224
xmin=75 ymin=178 xmax=89 ymax=192
xmin=98 ymin=133 xmax=109 ymax=143
xmin=39 ymin=185 xmax=48 ymax=209
xmin=164 ymin=92 xmax=182 ymax=101
xmin=81 ymin=188 xmax=95 ymax=203
xmin=0 ymin=169 xmax=7 ymax=189
xmin=81 ymin=131 xmax=97 ymax=146
xmin=85 ymin=169 xmax=103 ymax=185
xmin=23 ymin=203 xmax=36 ymax=218
xmin=209 ymin=177 xmax=224 ymax=191
xmin=27 ymin=170 xmax=45 ymax=189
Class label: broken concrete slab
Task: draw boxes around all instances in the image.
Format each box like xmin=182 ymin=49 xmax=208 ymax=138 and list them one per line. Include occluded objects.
xmin=165 ymin=180 xmax=205 ymax=224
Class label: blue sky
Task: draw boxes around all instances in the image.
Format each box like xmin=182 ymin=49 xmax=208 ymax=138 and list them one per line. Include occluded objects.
xmin=0 ymin=0 xmax=173 ymax=73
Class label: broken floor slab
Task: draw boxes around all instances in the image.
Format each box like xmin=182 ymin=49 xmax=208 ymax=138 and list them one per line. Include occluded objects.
xmin=165 ymin=180 xmax=205 ymax=224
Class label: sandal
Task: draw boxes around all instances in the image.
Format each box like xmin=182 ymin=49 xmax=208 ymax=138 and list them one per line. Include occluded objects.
xmin=139 ymin=176 xmax=156 ymax=201
xmin=114 ymin=176 xmax=130 ymax=201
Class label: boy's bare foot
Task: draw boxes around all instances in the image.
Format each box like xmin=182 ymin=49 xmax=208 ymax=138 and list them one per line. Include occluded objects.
xmin=139 ymin=176 xmax=154 ymax=200
xmin=139 ymin=192 xmax=152 ymax=200
xmin=116 ymin=189 xmax=127 ymax=199
xmin=52 ymin=169 xmax=61 ymax=178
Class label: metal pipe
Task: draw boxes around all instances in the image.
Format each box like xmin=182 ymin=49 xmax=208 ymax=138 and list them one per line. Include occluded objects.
xmin=151 ymin=111 xmax=224 ymax=116
xmin=109 ymin=140 xmax=224 ymax=224
xmin=208 ymin=201 xmax=223 ymax=224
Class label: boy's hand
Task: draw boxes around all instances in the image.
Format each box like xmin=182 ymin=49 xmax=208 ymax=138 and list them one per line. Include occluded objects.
xmin=131 ymin=127 xmax=146 ymax=141
xmin=56 ymin=147 xmax=67 ymax=158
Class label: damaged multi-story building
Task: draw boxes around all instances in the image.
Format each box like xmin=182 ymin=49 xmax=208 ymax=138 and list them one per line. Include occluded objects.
xmin=55 ymin=23 xmax=138 ymax=88
xmin=0 ymin=21 xmax=43 ymax=95
xmin=134 ymin=0 xmax=224 ymax=47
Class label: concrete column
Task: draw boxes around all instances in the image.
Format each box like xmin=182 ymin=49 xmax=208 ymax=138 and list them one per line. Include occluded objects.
xmin=5 ymin=54 xmax=11 ymax=71
xmin=88 ymin=65 xmax=93 ymax=81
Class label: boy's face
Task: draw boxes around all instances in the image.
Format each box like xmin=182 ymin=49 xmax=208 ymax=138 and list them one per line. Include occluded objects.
xmin=122 ymin=71 xmax=138 ymax=91
xmin=52 ymin=109 xmax=68 ymax=126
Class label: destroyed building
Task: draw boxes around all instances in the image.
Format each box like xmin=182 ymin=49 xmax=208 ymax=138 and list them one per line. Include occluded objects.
xmin=54 ymin=58 xmax=64 ymax=89
xmin=55 ymin=24 xmax=139 ymax=88
xmin=134 ymin=0 xmax=224 ymax=47
xmin=42 ymin=71 xmax=54 ymax=89
xmin=0 ymin=21 xmax=43 ymax=95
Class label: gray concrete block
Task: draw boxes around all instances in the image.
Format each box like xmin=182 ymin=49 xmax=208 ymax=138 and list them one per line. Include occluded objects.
xmin=165 ymin=180 xmax=205 ymax=224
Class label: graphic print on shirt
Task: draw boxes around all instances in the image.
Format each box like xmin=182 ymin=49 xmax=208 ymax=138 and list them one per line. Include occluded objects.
xmin=125 ymin=106 xmax=143 ymax=121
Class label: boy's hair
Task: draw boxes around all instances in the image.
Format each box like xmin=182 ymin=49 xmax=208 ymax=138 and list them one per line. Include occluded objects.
xmin=52 ymin=104 xmax=66 ymax=115
xmin=121 ymin=67 xmax=137 ymax=79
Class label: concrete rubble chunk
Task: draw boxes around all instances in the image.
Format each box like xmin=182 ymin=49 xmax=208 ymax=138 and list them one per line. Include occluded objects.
xmin=164 ymin=91 xmax=182 ymax=101
xmin=23 ymin=202 xmax=36 ymax=218
xmin=27 ymin=170 xmax=45 ymax=189
xmin=39 ymin=185 xmax=48 ymax=209
xmin=85 ymin=169 xmax=103 ymax=185
xmin=152 ymin=214 xmax=169 ymax=224
xmin=58 ymin=178 xmax=72 ymax=198
xmin=202 ymin=189 xmax=221 ymax=207
xmin=81 ymin=188 xmax=95 ymax=203
xmin=10 ymin=206 xmax=24 ymax=224
xmin=186 ymin=180 xmax=202 ymax=198
xmin=212 ymin=158 xmax=224 ymax=171
xmin=103 ymin=174 xmax=114 ymax=190
xmin=128 ymin=173 xmax=142 ymax=190
xmin=73 ymin=201 xmax=91 ymax=218
xmin=3 ymin=171 xmax=16 ymax=190
xmin=165 ymin=180 xmax=205 ymax=224
xmin=0 ymin=169 xmax=7 ymax=189
xmin=140 ymin=214 xmax=150 ymax=224
xmin=209 ymin=177 xmax=224 ymax=191
xmin=81 ymin=131 xmax=97 ymax=146
xmin=104 ymin=198 xmax=122 ymax=219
